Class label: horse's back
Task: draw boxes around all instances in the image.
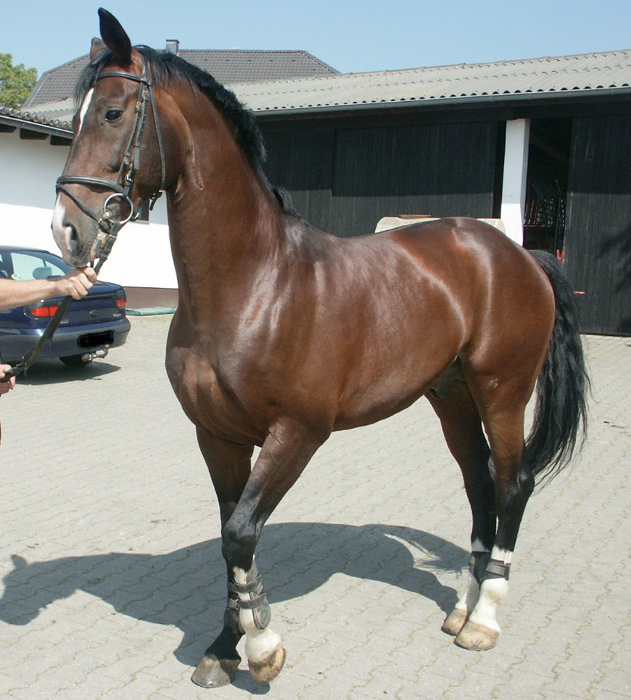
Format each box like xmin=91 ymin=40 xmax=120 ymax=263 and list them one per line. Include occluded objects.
xmin=387 ymin=216 xmax=555 ymax=331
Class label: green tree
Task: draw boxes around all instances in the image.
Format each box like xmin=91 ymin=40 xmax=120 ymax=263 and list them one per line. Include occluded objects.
xmin=0 ymin=53 xmax=37 ymax=108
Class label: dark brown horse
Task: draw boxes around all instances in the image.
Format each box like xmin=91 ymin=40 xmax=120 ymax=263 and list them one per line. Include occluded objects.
xmin=52 ymin=9 xmax=588 ymax=688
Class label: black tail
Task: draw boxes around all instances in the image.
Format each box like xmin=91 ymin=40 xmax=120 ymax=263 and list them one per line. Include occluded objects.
xmin=526 ymin=250 xmax=590 ymax=483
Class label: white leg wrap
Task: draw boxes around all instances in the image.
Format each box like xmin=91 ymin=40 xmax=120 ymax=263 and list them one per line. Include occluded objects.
xmin=233 ymin=565 xmax=283 ymax=665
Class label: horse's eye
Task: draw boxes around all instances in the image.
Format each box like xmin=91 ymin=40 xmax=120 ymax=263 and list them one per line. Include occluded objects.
xmin=104 ymin=109 xmax=123 ymax=123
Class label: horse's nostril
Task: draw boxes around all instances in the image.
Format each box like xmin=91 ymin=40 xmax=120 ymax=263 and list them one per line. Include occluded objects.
xmin=69 ymin=225 xmax=79 ymax=244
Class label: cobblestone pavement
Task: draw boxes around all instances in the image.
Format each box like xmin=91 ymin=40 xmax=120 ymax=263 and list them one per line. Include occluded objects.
xmin=0 ymin=315 xmax=629 ymax=699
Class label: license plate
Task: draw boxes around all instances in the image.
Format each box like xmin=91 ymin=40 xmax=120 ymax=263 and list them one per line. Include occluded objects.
xmin=78 ymin=331 xmax=114 ymax=349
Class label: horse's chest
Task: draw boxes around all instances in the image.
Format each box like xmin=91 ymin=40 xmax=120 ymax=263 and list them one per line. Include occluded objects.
xmin=167 ymin=345 xmax=224 ymax=414
xmin=166 ymin=344 xmax=258 ymax=440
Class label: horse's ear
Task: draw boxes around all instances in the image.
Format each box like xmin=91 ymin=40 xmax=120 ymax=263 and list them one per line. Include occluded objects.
xmin=11 ymin=554 xmax=27 ymax=570
xmin=98 ymin=8 xmax=132 ymax=66
xmin=90 ymin=37 xmax=107 ymax=62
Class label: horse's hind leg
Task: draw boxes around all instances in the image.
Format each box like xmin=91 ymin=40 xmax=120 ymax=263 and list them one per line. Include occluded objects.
xmin=427 ymin=377 xmax=496 ymax=638
xmin=454 ymin=379 xmax=536 ymax=651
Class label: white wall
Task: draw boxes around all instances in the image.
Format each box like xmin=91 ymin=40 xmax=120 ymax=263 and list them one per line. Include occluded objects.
xmin=0 ymin=129 xmax=176 ymax=289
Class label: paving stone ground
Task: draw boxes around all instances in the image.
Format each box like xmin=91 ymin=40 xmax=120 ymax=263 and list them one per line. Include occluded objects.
xmin=0 ymin=315 xmax=629 ymax=699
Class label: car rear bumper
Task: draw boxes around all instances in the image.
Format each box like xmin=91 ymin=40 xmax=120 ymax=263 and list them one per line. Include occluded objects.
xmin=0 ymin=318 xmax=131 ymax=363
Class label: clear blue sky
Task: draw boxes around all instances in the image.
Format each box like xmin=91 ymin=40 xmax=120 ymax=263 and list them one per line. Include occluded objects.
xmin=4 ymin=0 xmax=631 ymax=78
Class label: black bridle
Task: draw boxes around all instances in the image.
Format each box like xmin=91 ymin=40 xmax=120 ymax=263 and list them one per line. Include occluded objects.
xmin=56 ymin=56 xmax=166 ymax=265
xmin=1 ymin=58 xmax=166 ymax=382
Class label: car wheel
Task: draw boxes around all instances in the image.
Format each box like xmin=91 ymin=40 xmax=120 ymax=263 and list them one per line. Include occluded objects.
xmin=60 ymin=353 xmax=94 ymax=368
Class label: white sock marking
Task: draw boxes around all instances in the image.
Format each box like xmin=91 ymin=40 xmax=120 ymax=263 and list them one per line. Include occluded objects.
xmin=455 ymin=572 xmax=480 ymax=613
xmin=491 ymin=546 xmax=513 ymax=565
xmin=469 ymin=577 xmax=509 ymax=632
xmin=455 ymin=541 xmax=490 ymax=613
xmin=468 ymin=547 xmax=513 ymax=631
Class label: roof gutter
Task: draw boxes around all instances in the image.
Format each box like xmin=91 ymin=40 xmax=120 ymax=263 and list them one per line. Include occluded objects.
xmin=248 ymin=86 xmax=631 ymax=118
xmin=0 ymin=112 xmax=72 ymax=138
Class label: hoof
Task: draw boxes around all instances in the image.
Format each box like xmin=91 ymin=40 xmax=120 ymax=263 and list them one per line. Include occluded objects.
xmin=248 ymin=644 xmax=286 ymax=683
xmin=441 ymin=608 xmax=469 ymax=636
xmin=191 ymin=653 xmax=240 ymax=688
xmin=454 ymin=620 xmax=499 ymax=651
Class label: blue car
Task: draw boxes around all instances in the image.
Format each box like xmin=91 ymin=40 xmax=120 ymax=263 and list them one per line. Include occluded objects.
xmin=0 ymin=246 xmax=130 ymax=368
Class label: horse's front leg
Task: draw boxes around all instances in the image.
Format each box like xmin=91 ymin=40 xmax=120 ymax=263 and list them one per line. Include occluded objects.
xmin=191 ymin=429 xmax=253 ymax=688
xmin=221 ymin=419 xmax=325 ymax=684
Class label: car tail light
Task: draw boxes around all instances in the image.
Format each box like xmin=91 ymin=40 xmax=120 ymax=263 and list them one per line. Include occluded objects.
xmin=115 ymin=290 xmax=127 ymax=311
xmin=27 ymin=303 xmax=60 ymax=318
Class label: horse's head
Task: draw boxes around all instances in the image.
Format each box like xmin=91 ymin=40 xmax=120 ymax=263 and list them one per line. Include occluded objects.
xmin=0 ymin=554 xmax=78 ymax=625
xmin=52 ymin=9 xmax=183 ymax=266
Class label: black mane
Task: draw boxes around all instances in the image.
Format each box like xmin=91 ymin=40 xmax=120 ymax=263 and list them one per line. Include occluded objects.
xmin=75 ymin=45 xmax=267 ymax=170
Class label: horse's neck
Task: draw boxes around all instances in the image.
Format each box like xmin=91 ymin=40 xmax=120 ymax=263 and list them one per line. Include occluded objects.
xmin=165 ymin=107 xmax=285 ymax=321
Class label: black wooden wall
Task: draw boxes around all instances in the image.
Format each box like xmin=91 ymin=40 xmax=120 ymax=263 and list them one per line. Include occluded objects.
xmin=261 ymin=119 xmax=498 ymax=237
xmin=565 ymin=114 xmax=631 ymax=335
xmin=257 ymin=104 xmax=631 ymax=336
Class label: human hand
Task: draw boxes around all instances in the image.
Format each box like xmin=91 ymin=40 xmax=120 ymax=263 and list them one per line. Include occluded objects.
xmin=0 ymin=364 xmax=16 ymax=394
xmin=55 ymin=267 xmax=98 ymax=299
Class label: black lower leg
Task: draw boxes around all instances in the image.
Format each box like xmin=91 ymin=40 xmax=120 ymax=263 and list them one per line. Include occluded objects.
xmin=191 ymin=575 xmax=244 ymax=688
xmin=467 ymin=470 xmax=496 ymax=549
xmin=494 ymin=466 xmax=534 ymax=554
xmin=205 ymin=581 xmax=243 ymax=662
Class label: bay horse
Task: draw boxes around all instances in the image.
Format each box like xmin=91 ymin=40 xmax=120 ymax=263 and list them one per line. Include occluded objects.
xmin=51 ymin=9 xmax=588 ymax=688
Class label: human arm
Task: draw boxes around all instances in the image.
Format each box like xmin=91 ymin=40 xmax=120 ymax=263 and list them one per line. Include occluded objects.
xmin=0 ymin=267 xmax=97 ymax=311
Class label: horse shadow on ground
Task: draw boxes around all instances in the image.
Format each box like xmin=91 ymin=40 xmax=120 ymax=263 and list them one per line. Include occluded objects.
xmin=0 ymin=522 xmax=465 ymax=681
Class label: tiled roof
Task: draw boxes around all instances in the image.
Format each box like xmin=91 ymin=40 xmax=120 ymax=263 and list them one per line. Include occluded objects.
xmin=177 ymin=50 xmax=337 ymax=83
xmin=22 ymin=57 xmax=87 ymax=109
xmin=23 ymin=49 xmax=338 ymax=108
xmin=4 ymin=49 xmax=631 ymax=135
xmin=234 ymin=49 xmax=631 ymax=113
xmin=0 ymin=99 xmax=74 ymax=135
